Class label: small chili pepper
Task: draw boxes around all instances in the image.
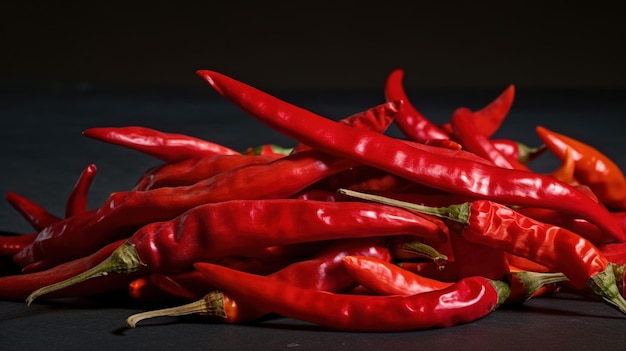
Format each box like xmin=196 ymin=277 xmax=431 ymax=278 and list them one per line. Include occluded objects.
xmin=536 ymin=125 xmax=626 ymax=211
xmin=184 ymin=262 xmax=510 ymax=332
xmin=65 ymin=164 xmax=97 ymax=218
xmin=82 ymin=126 xmax=240 ymax=163
xmin=5 ymin=192 xmax=60 ymax=232
xmin=439 ymin=84 xmax=516 ymax=138
xmin=197 ymin=69 xmax=624 ymax=242
xmin=549 ymin=147 xmax=578 ymax=185
xmin=0 ymin=239 xmax=139 ymax=302
xmin=383 ymin=68 xmax=450 ymax=142
xmin=132 ymin=154 xmax=280 ymax=191
xmin=25 ymin=199 xmax=446 ymax=304
xmin=492 ymin=139 xmax=546 ymax=165
xmin=339 ymin=188 xmax=626 ymax=314
xmin=0 ymin=233 xmax=37 ymax=257
xmin=450 ymin=107 xmax=529 ymax=171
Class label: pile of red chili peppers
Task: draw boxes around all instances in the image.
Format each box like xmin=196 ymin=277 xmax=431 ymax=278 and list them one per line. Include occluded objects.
xmin=2 ymin=68 xmax=626 ymax=332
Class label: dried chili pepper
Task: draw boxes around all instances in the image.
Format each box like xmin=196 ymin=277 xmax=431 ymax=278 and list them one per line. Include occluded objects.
xmin=82 ymin=126 xmax=240 ymax=163
xmin=184 ymin=262 xmax=509 ymax=332
xmin=14 ymin=101 xmax=400 ymax=270
xmin=25 ymin=199 xmax=446 ymax=304
xmin=339 ymin=188 xmax=626 ymax=313
xmin=65 ymin=163 xmax=97 ymax=218
xmin=197 ymin=69 xmax=624 ymax=242
xmin=536 ymin=126 xmax=626 ymax=211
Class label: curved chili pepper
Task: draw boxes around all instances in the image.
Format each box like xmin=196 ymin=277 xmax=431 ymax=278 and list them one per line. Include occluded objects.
xmin=549 ymin=147 xmax=578 ymax=185
xmin=14 ymin=101 xmax=400 ymax=270
xmin=186 ymin=262 xmax=509 ymax=332
xmin=0 ymin=239 xmax=139 ymax=302
xmin=339 ymin=189 xmax=626 ymax=314
xmin=383 ymin=68 xmax=450 ymax=142
xmin=450 ymin=107 xmax=529 ymax=171
xmin=440 ymin=84 xmax=516 ymax=138
xmin=82 ymin=126 xmax=240 ymax=163
xmin=0 ymin=233 xmax=37 ymax=257
xmin=25 ymin=199 xmax=447 ymax=304
xmin=65 ymin=163 xmax=97 ymax=218
xmin=536 ymin=125 xmax=626 ymax=211
xmin=197 ymin=69 xmax=624 ymax=242
xmin=5 ymin=192 xmax=60 ymax=232
xmin=132 ymin=154 xmax=280 ymax=191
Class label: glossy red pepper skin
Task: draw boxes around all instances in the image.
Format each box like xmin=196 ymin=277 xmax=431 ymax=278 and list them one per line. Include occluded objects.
xmin=342 ymin=255 xmax=451 ymax=295
xmin=132 ymin=154 xmax=279 ymax=191
xmin=14 ymin=101 xmax=400 ymax=270
xmin=537 ymin=126 xmax=626 ymax=211
xmin=153 ymin=238 xmax=392 ymax=323
xmin=0 ymin=233 xmax=37 ymax=257
xmin=193 ymin=262 xmax=506 ymax=332
xmin=450 ymin=107 xmax=530 ymax=171
xmin=127 ymin=199 xmax=444 ymax=274
xmin=0 ymin=239 xmax=138 ymax=301
xmin=82 ymin=126 xmax=240 ymax=163
xmin=65 ymin=163 xmax=97 ymax=218
xmin=197 ymin=69 xmax=624 ymax=242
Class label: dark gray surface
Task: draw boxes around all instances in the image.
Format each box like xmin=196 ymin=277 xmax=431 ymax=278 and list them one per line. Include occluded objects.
xmin=2 ymin=82 xmax=626 ymax=350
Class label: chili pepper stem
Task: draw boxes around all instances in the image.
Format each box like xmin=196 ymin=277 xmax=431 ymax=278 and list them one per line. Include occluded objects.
xmin=390 ymin=240 xmax=448 ymax=269
xmin=337 ymin=189 xmax=470 ymax=224
xmin=126 ymin=292 xmax=226 ymax=328
xmin=25 ymin=241 xmax=145 ymax=305
xmin=489 ymin=279 xmax=512 ymax=306
xmin=587 ymin=263 xmax=626 ymax=314
xmin=511 ymin=271 xmax=568 ymax=301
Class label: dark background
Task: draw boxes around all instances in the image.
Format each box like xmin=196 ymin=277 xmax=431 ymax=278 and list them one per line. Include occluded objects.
xmin=2 ymin=1 xmax=625 ymax=90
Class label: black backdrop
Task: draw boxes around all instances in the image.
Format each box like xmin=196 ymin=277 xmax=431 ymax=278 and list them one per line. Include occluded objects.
xmin=2 ymin=1 xmax=625 ymax=90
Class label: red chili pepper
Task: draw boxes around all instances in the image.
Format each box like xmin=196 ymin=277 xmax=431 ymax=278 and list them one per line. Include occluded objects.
xmin=383 ymin=68 xmax=450 ymax=142
xmin=339 ymin=188 xmax=626 ymax=313
xmin=24 ymin=199 xmax=446 ymax=304
xmin=5 ymin=192 xmax=60 ymax=232
xmin=139 ymin=237 xmax=392 ymax=325
xmin=14 ymin=101 xmax=400 ymax=271
xmin=448 ymin=223 xmax=510 ymax=280
xmin=0 ymin=233 xmax=37 ymax=257
xmin=440 ymin=84 xmax=516 ymax=138
xmin=537 ymin=126 xmax=626 ymax=211
xmin=450 ymin=107 xmax=530 ymax=171
xmin=82 ymin=126 xmax=240 ymax=163
xmin=132 ymin=154 xmax=280 ymax=191
xmin=184 ymin=262 xmax=509 ymax=332
xmin=197 ymin=69 xmax=624 ymax=242
xmin=549 ymin=147 xmax=578 ymax=185
xmin=65 ymin=164 xmax=97 ymax=218
xmin=0 ymin=239 xmax=139 ymax=302
xmin=492 ymin=139 xmax=546 ymax=165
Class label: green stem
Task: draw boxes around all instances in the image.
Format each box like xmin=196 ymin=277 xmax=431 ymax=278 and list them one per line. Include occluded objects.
xmin=337 ymin=188 xmax=471 ymax=224
xmin=512 ymin=271 xmax=568 ymax=301
xmin=26 ymin=241 xmax=145 ymax=305
xmin=587 ymin=263 xmax=626 ymax=314
xmin=489 ymin=279 xmax=512 ymax=306
xmin=389 ymin=240 xmax=448 ymax=269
